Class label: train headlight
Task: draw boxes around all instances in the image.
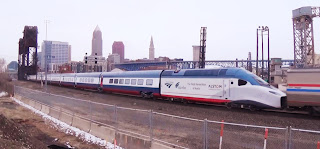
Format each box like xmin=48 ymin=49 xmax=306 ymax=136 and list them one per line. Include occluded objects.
xmin=269 ymin=91 xmax=281 ymax=96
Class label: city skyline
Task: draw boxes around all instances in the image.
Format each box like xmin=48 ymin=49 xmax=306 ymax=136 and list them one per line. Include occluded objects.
xmin=1 ymin=0 xmax=320 ymax=65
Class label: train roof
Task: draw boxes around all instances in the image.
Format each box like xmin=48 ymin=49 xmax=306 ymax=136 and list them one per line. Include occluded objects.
xmin=162 ymin=68 xmax=265 ymax=86
xmin=75 ymin=72 xmax=101 ymax=77
xmin=101 ymin=70 xmax=163 ymax=78
xmin=161 ymin=68 xmax=242 ymax=77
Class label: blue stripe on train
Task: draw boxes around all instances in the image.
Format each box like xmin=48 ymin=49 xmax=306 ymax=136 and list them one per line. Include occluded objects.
xmin=61 ymin=82 xmax=74 ymax=86
xmin=76 ymin=83 xmax=98 ymax=87
xmin=287 ymin=88 xmax=320 ymax=92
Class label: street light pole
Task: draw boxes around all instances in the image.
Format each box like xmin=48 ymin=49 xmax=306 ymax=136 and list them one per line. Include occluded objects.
xmin=45 ymin=51 xmax=48 ymax=92
xmin=256 ymin=28 xmax=259 ymax=76
xmin=261 ymin=27 xmax=264 ymax=80
xmin=267 ymin=27 xmax=270 ymax=83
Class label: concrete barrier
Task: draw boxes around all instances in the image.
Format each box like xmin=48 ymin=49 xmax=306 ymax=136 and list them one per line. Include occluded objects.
xmin=15 ymin=94 xmax=22 ymax=100
xmin=60 ymin=112 xmax=73 ymax=126
xmin=41 ymin=105 xmax=50 ymax=114
xmin=90 ymin=123 xmax=115 ymax=143
xmin=13 ymin=93 xmax=175 ymax=149
xmin=115 ymin=132 xmax=151 ymax=149
xmin=28 ymin=100 xmax=35 ymax=108
xmin=16 ymin=95 xmax=28 ymax=103
xmin=151 ymin=142 xmax=174 ymax=149
xmin=72 ymin=116 xmax=91 ymax=132
xmin=49 ymin=108 xmax=61 ymax=120
xmin=34 ymin=102 xmax=42 ymax=111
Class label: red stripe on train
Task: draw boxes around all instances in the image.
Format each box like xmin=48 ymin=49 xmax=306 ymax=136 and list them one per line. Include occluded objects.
xmin=161 ymin=94 xmax=230 ymax=103
xmin=288 ymin=84 xmax=320 ymax=87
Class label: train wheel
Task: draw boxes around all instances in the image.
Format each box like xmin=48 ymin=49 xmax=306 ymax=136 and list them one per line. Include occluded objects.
xmin=148 ymin=93 xmax=153 ymax=99
xmin=140 ymin=92 xmax=145 ymax=99
xmin=226 ymin=103 xmax=232 ymax=109
xmin=249 ymin=105 xmax=256 ymax=111
xmin=182 ymin=99 xmax=188 ymax=104
xmin=309 ymin=106 xmax=320 ymax=116
xmin=98 ymin=87 xmax=103 ymax=93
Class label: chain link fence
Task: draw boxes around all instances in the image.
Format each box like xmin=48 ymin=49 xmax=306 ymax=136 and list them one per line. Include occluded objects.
xmin=14 ymin=86 xmax=320 ymax=149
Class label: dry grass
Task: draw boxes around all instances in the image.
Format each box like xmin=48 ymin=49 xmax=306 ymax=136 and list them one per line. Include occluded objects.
xmin=0 ymin=73 xmax=13 ymax=96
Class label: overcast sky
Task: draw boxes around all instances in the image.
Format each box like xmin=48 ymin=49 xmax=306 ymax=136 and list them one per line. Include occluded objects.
xmin=1 ymin=0 xmax=320 ymax=64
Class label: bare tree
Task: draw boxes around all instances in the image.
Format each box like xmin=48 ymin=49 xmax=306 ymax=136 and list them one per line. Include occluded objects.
xmin=0 ymin=58 xmax=6 ymax=73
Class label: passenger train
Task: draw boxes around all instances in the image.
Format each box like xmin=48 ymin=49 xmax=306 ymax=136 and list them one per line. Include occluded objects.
xmin=28 ymin=68 xmax=287 ymax=111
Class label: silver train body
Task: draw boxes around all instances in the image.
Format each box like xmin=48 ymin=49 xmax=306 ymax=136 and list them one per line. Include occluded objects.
xmin=27 ymin=68 xmax=287 ymax=110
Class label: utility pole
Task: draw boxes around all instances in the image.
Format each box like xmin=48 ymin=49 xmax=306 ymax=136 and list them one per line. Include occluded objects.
xmin=44 ymin=20 xmax=50 ymax=92
xmin=261 ymin=27 xmax=264 ymax=80
xmin=267 ymin=27 xmax=270 ymax=83
xmin=257 ymin=26 xmax=270 ymax=82
xmin=44 ymin=20 xmax=50 ymax=40
xmin=256 ymin=28 xmax=259 ymax=76
xmin=199 ymin=27 xmax=207 ymax=69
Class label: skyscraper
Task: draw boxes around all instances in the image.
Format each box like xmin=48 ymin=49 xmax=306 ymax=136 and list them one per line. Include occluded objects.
xmin=92 ymin=25 xmax=102 ymax=56
xmin=112 ymin=41 xmax=124 ymax=63
xmin=41 ymin=40 xmax=71 ymax=72
xmin=149 ymin=36 xmax=155 ymax=60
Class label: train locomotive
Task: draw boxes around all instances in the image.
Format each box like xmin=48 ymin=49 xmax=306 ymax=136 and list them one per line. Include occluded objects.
xmin=27 ymin=68 xmax=287 ymax=111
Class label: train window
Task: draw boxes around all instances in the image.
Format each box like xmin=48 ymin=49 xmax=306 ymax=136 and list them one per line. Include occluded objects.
xmin=109 ymin=79 xmax=113 ymax=84
xmin=114 ymin=79 xmax=119 ymax=84
xmin=146 ymin=79 xmax=153 ymax=86
xmin=119 ymin=79 xmax=124 ymax=84
xmin=137 ymin=79 xmax=144 ymax=85
xmin=125 ymin=79 xmax=130 ymax=84
xmin=238 ymin=79 xmax=247 ymax=86
xmin=131 ymin=79 xmax=137 ymax=85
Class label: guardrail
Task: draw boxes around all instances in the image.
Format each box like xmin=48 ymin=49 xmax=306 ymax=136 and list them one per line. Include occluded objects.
xmin=13 ymin=86 xmax=320 ymax=149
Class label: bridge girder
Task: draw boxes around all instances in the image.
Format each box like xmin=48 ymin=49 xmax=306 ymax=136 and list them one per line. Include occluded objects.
xmin=114 ymin=60 xmax=294 ymax=71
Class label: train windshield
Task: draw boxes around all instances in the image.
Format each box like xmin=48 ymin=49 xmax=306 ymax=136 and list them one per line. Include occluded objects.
xmin=252 ymin=75 xmax=271 ymax=88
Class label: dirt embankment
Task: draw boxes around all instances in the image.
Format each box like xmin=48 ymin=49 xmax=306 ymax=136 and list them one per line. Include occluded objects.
xmin=0 ymin=96 xmax=103 ymax=149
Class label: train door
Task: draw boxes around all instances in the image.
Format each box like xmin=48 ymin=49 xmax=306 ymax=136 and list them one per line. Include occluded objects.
xmin=98 ymin=74 xmax=103 ymax=92
xmin=74 ymin=75 xmax=77 ymax=88
xmin=229 ymin=78 xmax=238 ymax=100
xmin=223 ymin=80 xmax=230 ymax=100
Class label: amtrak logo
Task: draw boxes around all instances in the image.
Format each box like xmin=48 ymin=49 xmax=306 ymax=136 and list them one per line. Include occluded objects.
xmin=175 ymin=82 xmax=180 ymax=88
xmin=165 ymin=83 xmax=173 ymax=88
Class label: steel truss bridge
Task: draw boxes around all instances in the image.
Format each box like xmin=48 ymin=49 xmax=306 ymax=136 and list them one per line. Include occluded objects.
xmin=114 ymin=60 xmax=294 ymax=71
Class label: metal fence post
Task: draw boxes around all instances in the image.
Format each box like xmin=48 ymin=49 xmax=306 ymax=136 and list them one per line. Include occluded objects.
xmin=59 ymin=107 xmax=62 ymax=120
xmin=288 ymin=126 xmax=292 ymax=149
xmin=285 ymin=126 xmax=288 ymax=149
xmin=149 ymin=110 xmax=153 ymax=141
xmin=203 ymin=119 xmax=208 ymax=149
xmin=114 ymin=105 xmax=118 ymax=131
xmin=89 ymin=100 xmax=92 ymax=133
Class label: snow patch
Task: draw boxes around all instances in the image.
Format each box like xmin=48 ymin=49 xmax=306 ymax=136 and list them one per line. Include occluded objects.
xmin=11 ymin=97 xmax=123 ymax=149
xmin=0 ymin=92 xmax=8 ymax=97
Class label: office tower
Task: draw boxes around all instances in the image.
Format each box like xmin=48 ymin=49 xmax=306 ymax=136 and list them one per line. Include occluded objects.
xmin=149 ymin=36 xmax=155 ymax=60
xmin=112 ymin=41 xmax=124 ymax=63
xmin=92 ymin=25 xmax=102 ymax=56
xmin=41 ymin=41 xmax=71 ymax=72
